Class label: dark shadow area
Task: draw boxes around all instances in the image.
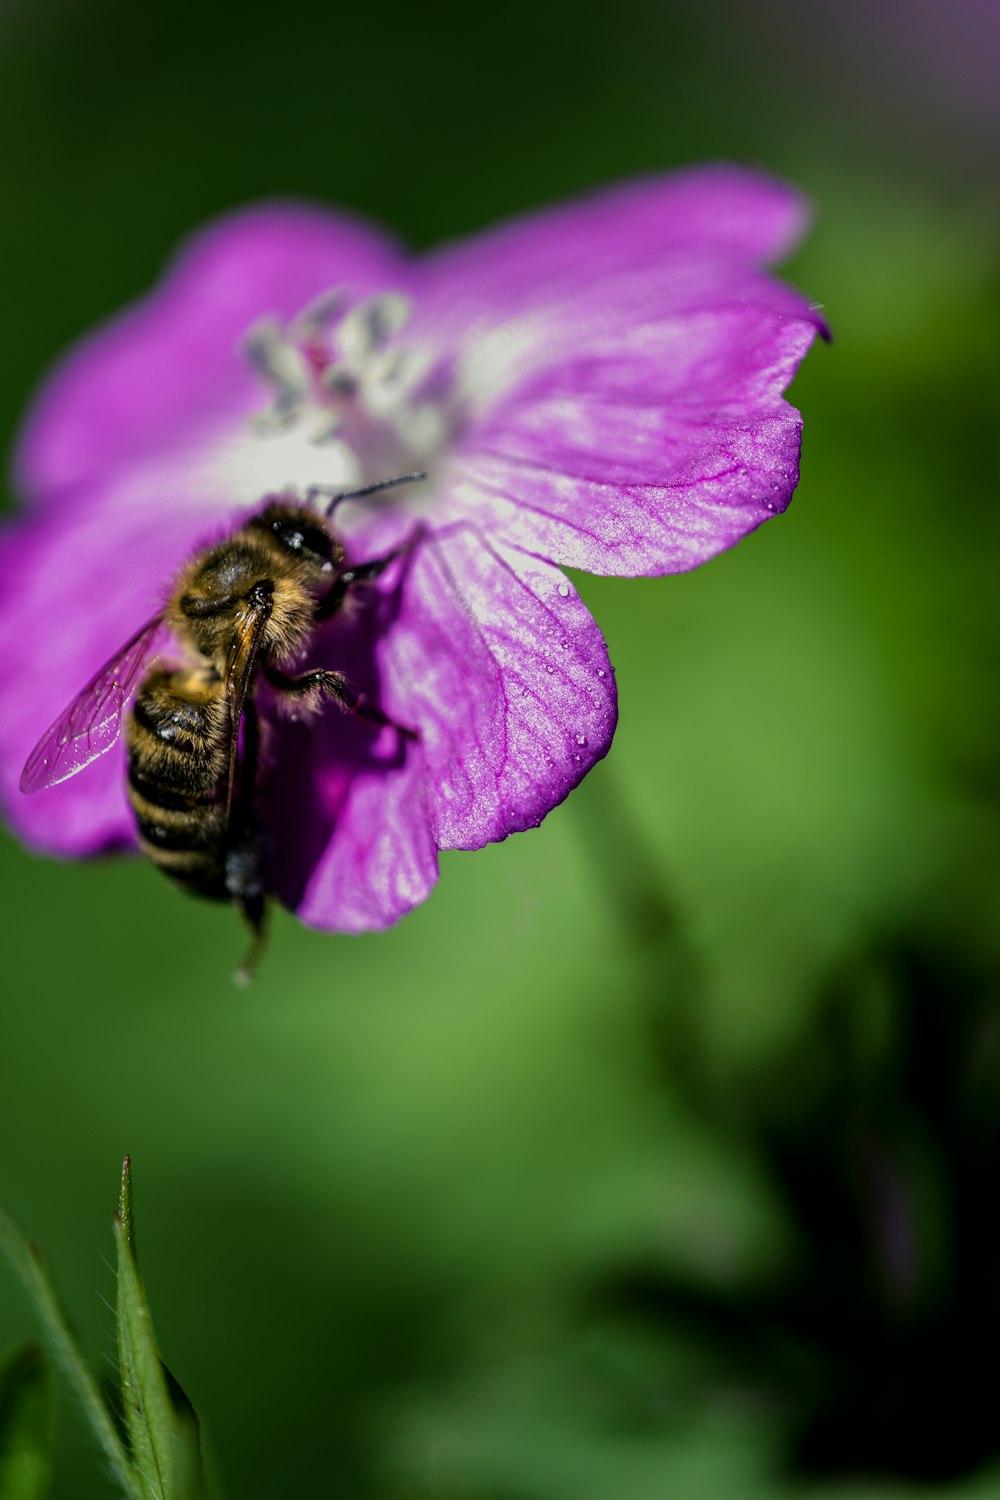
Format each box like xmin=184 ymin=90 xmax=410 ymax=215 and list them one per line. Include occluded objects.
xmin=601 ymin=902 xmax=1000 ymax=1484
xmin=256 ymin=540 xmax=421 ymax=912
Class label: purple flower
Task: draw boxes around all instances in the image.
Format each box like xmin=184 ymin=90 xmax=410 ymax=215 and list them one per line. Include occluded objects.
xmin=0 ymin=167 xmax=824 ymax=931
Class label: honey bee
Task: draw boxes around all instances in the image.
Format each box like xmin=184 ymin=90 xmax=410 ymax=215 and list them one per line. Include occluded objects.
xmin=19 ymin=473 xmax=425 ymax=980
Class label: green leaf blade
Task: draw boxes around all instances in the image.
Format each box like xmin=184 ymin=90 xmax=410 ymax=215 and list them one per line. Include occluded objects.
xmin=114 ymin=1157 xmax=177 ymax=1500
xmin=164 ymin=1371 xmax=213 ymax=1500
xmin=0 ymin=1344 xmax=53 ymax=1500
xmin=0 ymin=1202 xmax=140 ymax=1500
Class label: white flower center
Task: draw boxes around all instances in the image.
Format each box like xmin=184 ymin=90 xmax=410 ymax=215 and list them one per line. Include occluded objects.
xmin=235 ymin=289 xmax=454 ymax=507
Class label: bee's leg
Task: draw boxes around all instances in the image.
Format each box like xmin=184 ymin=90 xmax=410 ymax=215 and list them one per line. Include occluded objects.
xmin=226 ymin=697 xmax=270 ymax=984
xmin=232 ymin=696 xmax=260 ymax=823
xmin=266 ymin=667 xmax=419 ymax=740
xmin=232 ymin=894 xmax=268 ymax=987
xmin=315 ymin=527 xmax=426 ymax=621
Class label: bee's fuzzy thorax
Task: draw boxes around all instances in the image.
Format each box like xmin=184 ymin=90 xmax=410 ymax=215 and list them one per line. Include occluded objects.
xmin=167 ymin=505 xmax=343 ymax=672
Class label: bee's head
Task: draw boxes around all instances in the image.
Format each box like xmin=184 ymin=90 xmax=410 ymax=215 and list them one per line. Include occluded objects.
xmin=170 ymin=502 xmax=344 ymax=666
xmin=251 ymin=501 xmax=346 ymax=574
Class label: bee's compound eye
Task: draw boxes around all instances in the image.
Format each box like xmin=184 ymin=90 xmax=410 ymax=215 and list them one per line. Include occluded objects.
xmin=271 ymin=519 xmax=334 ymax=561
xmin=271 ymin=519 xmax=301 ymax=549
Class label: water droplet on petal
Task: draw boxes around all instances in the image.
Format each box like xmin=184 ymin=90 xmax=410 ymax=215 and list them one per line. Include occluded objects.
xmin=545 ymin=663 xmax=555 ymax=674
xmin=597 ymin=668 xmax=606 ymax=678
xmin=557 ymin=582 xmax=570 ymax=598
xmin=575 ymin=734 xmax=587 ymax=746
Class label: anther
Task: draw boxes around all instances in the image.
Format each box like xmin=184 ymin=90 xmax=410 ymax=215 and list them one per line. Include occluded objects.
xmin=243 ymin=318 xmax=310 ymax=431
xmin=337 ymin=293 xmax=411 ymax=365
xmin=320 ymin=363 xmax=358 ymax=396
xmin=290 ymin=287 xmax=350 ymax=341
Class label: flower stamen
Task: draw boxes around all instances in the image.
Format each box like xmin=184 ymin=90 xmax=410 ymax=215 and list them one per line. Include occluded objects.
xmin=241 ymin=289 xmax=454 ymax=502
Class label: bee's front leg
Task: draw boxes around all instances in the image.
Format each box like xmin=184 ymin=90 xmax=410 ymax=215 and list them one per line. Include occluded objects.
xmin=265 ymin=667 xmax=419 ymax=741
xmin=315 ymin=526 xmax=426 ymax=621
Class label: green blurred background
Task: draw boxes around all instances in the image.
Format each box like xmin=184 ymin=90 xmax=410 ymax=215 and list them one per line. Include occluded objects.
xmin=2 ymin=1 xmax=998 ymax=1495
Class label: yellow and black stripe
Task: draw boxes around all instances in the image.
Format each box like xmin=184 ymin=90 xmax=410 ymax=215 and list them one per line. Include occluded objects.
xmin=126 ymin=669 xmax=230 ymax=898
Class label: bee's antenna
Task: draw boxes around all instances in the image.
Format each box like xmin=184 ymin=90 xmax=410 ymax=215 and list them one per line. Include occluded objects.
xmin=306 ymin=471 xmax=427 ymax=518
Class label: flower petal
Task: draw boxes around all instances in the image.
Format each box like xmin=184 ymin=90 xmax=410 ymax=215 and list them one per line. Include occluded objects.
xmin=255 ymin=557 xmax=438 ymax=931
xmin=447 ymin=292 xmax=820 ymax=575
xmin=405 ymin=167 xmax=824 ymax=577
xmin=418 ymin=166 xmax=812 ymax=330
xmin=387 ymin=528 xmax=618 ymax=850
xmin=254 ymin=527 xmax=616 ymax=929
xmin=284 ymin=753 xmax=439 ymax=933
xmin=16 ymin=203 xmax=409 ymax=503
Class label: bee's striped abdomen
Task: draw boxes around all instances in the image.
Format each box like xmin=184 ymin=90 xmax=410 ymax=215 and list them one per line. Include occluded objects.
xmin=126 ymin=669 xmax=229 ymax=897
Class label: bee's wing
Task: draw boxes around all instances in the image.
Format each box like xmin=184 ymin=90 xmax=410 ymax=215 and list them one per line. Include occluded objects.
xmin=19 ymin=615 xmax=167 ymax=794
xmin=221 ymin=595 xmax=272 ymax=828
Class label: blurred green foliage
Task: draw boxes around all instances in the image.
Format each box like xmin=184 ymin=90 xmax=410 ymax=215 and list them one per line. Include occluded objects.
xmin=0 ymin=1344 xmax=53 ymax=1500
xmin=1 ymin=0 xmax=998 ymax=1495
